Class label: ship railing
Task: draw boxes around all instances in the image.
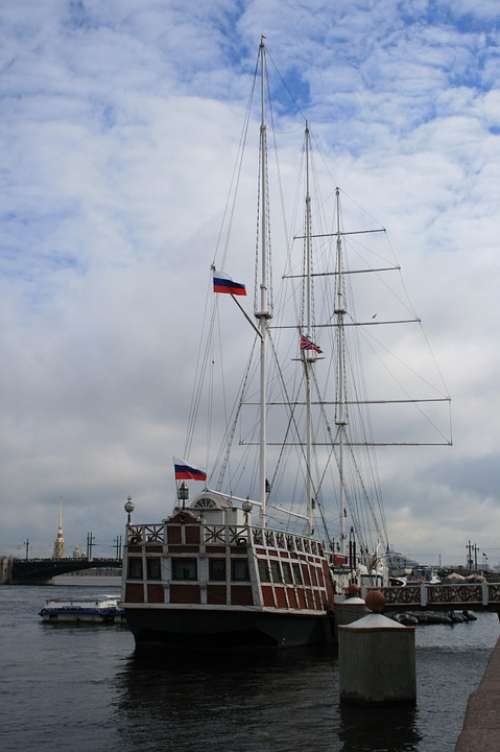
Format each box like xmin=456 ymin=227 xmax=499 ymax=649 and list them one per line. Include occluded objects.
xmin=126 ymin=522 xmax=326 ymax=556
xmin=361 ymin=582 xmax=500 ymax=609
xmin=202 ymin=525 xmax=249 ymax=546
xmin=127 ymin=524 xmax=165 ymax=544
xmin=251 ymin=527 xmax=323 ymax=557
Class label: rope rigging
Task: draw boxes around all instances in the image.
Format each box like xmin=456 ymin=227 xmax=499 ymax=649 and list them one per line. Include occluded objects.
xmin=178 ymin=38 xmax=449 ymax=580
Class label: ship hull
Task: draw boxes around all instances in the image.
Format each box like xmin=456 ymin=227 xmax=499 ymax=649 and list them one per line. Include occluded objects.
xmin=125 ymin=607 xmax=333 ymax=650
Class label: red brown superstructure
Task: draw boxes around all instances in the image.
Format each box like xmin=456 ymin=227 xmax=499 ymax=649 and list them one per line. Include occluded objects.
xmin=122 ymin=492 xmax=339 ymax=648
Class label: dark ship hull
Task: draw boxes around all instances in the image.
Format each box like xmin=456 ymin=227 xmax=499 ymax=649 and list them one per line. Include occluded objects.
xmin=126 ymin=606 xmax=333 ymax=649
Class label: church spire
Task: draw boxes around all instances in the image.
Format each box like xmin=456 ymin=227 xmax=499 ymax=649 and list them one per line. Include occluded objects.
xmin=53 ymin=500 xmax=64 ymax=559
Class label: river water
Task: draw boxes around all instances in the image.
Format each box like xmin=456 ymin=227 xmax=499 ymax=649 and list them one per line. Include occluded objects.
xmin=0 ymin=585 xmax=497 ymax=752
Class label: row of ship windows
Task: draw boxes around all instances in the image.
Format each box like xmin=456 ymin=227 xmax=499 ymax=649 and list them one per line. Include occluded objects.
xmin=258 ymin=559 xmax=321 ymax=586
xmin=127 ymin=557 xmax=323 ymax=587
xmin=127 ymin=557 xmax=250 ymax=582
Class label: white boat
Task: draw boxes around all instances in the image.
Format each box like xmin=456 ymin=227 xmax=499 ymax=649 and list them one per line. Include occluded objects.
xmin=120 ymin=36 xmax=450 ymax=650
xmin=39 ymin=596 xmax=124 ymax=624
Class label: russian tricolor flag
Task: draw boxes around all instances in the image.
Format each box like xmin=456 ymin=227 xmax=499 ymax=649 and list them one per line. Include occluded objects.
xmin=174 ymin=458 xmax=207 ymax=481
xmin=213 ymin=270 xmax=247 ymax=296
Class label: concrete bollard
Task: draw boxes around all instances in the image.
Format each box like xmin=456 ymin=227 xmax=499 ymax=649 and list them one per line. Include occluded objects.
xmin=338 ymin=590 xmax=416 ymax=705
xmin=334 ymin=596 xmax=369 ymax=628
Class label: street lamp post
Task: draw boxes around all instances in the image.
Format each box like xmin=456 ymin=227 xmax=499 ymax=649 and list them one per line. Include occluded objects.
xmin=177 ymin=482 xmax=189 ymax=509
xmin=124 ymin=496 xmax=135 ymax=525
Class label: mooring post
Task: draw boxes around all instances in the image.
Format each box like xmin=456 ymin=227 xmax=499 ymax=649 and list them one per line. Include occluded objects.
xmin=338 ymin=590 xmax=416 ymax=705
xmin=481 ymin=581 xmax=489 ymax=607
xmin=420 ymin=582 xmax=428 ymax=607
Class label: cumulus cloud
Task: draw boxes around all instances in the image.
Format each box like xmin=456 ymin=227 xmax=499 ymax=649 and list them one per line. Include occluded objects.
xmin=1 ymin=1 xmax=499 ymax=565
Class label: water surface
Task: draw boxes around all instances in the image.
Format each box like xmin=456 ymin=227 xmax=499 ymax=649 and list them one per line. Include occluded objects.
xmin=0 ymin=586 xmax=497 ymax=751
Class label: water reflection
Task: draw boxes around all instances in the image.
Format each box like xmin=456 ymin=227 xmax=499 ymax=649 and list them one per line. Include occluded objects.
xmin=338 ymin=703 xmax=421 ymax=752
xmin=114 ymin=647 xmax=422 ymax=752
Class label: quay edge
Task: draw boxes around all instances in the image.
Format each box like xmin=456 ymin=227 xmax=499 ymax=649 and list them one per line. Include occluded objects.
xmin=455 ymin=633 xmax=500 ymax=751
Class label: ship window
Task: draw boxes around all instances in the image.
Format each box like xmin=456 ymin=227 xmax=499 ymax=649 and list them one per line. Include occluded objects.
xmin=231 ymin=558 xmax=250 ymax=582
xmin=171 ymin=558 xmax=197 ymax=581
xmin=282 ymin=562 xmax=293 ymax=585
xmin=270 ymin=560 xmax=282 ymax=583
xmin=194 ymin=497 xmax=217 ymax=510
xmin=146 ymin=558 xmax=161 ymax=580
xmin=258 ymin=559 xmax=270 ymax=582
xmin=209 ymin=558 xmax=226 ymax=581
xmin=292 ymin=563 xmax=303 ymax=585
xmin=128 ymin=557 xmax=143 ymax=580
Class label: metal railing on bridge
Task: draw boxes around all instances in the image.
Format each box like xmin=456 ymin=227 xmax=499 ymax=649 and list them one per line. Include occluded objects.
xmin=361 ymin=582 xmax=500 ymax=612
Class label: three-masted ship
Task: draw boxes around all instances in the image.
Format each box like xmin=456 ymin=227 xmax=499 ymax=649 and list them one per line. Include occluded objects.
xmin=120 ymin=38 xmax=450 ymax=649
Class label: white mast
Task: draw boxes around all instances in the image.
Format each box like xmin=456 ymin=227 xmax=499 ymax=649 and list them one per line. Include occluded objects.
xmin=255 ymin=35 xmax=272 ymax=527
xmin=303 ymin=123 xmax=314 ymax=535
xmin=334 ymin=186 xmax=347 ymax=553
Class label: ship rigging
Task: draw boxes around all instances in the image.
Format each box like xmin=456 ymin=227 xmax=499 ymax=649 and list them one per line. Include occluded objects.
xmin=121 ymin=36 xmax=451 ymax=649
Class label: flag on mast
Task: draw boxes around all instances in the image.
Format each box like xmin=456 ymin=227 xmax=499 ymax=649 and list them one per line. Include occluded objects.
xmin=213 ymin=270 xmax=247 ymax=296
xmin=174 ymin=458 xmax=207 ymax=481
xmin=300 ymin=334 xmax=322 ymax=353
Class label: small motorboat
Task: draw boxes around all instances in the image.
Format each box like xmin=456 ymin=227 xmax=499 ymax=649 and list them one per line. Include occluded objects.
xmin=39 ymin=596 xmax=125 ymax=624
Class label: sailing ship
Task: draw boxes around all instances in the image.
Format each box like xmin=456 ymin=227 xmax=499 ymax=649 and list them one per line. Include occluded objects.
xmin=121 ymin=38 xmax=451 ymax=649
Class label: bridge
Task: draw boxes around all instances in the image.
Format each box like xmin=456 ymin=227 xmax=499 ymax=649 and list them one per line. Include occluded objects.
xmin=361 ymin=582 xmax=500 ymax=617
xmin=0 ymin=557 xmax=122 ymax=585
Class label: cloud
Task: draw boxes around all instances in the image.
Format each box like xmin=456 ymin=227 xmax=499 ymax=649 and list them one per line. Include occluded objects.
xmin=1 ymin=1 xmax=500 ymax=567
xmin=441 ymin=0 xmax=500 ymax=21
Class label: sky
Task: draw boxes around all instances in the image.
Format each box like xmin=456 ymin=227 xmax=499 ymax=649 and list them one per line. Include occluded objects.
xmin=1 ymin=0 xmax=500 ymax=565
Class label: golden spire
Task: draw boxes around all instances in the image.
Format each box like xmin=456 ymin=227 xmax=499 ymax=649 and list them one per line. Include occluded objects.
xmin=52 ymin=500 xmax=65 ymax=559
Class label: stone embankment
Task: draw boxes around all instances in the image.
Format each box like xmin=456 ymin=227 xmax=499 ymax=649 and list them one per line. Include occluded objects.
xmin=455 ymin=635 xmax=500 ymax=751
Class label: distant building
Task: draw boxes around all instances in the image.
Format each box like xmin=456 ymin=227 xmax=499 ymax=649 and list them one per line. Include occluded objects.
xmin=385 ymin=546 xmax=419 ymax=574
xmin=52 ymin=502 xmax=64 ymax=559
